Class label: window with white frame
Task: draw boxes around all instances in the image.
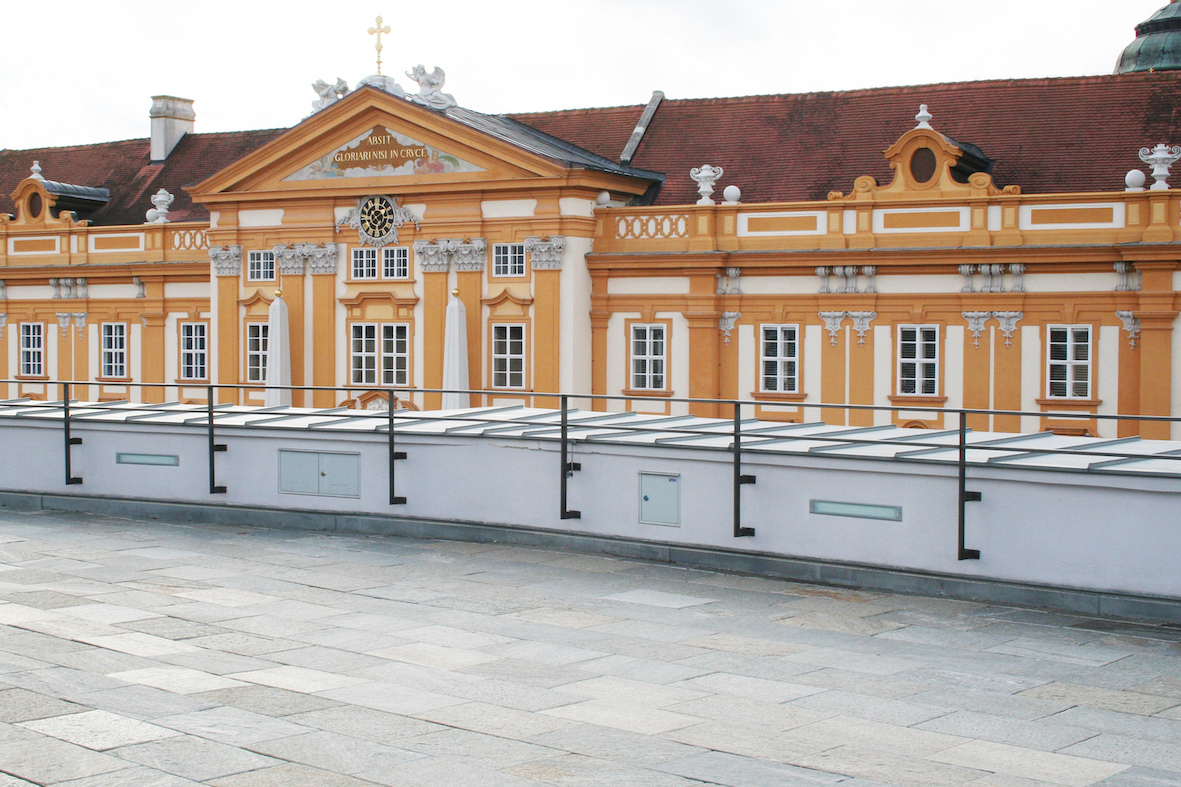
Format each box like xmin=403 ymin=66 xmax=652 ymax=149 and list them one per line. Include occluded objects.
xmin=352 ymin=247 xmax=378 ymax=279
xmin=101 ymin=323 xmax=127 ymax=379
xmin=19 ymin=323 xmax=43 ymax=377
xmin=247 ymin=250 xmax=276 ymax=281
xmin=631 ymin=323 xmax=666 ymax=391
xmin=492 ymin=324 xmax=526 ymax=388
xmin=351 ymin=323 xmax=410 ymax=386
xmin=493 ymin=243 xmax=525 ymax=277
xmin=899 ymin=325 xmax=939 ymax=396
xmin=383 ymin=246 xmax=410 ymax=279
xmin=246 ymin=323 xmax=269 ymax=383
xmin=1048 ymin=325 xmax=1092 ymax=399
xmin=180 ymin=323 xmax=207 ymax=380
xmin=760 ymin=324 xmax=799 ymax=393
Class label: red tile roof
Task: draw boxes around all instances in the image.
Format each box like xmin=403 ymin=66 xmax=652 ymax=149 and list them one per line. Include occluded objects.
xmin=2 ymin=73 xmax=1178 ymax=225
xmin=0 ymin=129 xmax=285 ymax=226
xmin=509 ymin=73 xmax=1181 ymax=204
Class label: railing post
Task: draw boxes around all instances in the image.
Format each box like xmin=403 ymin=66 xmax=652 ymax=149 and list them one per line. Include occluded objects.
xmin=733 ymin=401 xmax=755 ymax=537
xmin=560 ymin=394 xmax=581 ymax=519
xmin=208 ymin=385 xmax=226 ymax=494
xmin=958 ymin=410 xmax=981 ymax=560
xmin=389 ymin=391 xmax=407 ymax=505
xmin=62 ymin=382 xmax=82 ymax=485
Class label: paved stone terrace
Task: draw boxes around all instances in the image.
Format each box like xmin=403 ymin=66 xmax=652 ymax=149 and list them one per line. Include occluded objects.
xmin=0 ymin=509 xmax=1179 ymax=787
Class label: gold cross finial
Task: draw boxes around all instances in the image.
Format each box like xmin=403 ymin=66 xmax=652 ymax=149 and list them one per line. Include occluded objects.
xmin=368 ymin=15 xmax=392 ymax=75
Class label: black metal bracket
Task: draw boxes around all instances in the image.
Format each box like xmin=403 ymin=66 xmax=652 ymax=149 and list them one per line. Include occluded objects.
xmin=62 ymin=383 xmax=83 ymax=486
xmin=560 ymin=396 xmax=581 ymax=520
xmin=733 ymin=403 xmax=756 ymax=537
xmin=388 ymin=393 xmax=407 ymax=505
xmin=207 ymin=386 xmax=226 ymax=494
xmin=957 ymin=411 xmax=981 ymax=561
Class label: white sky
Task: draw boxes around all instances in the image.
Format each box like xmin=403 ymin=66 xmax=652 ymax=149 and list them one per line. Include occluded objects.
xmin=0 ymin=0 xmax=1168 ymax=151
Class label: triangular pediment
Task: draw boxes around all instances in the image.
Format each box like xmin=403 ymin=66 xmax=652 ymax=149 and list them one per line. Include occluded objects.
xmin=189 ymin=87 xmax=581 ymax=198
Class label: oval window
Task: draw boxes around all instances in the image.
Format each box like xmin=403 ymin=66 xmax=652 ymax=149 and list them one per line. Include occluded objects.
xmin=910 ymin=148 xmax=937 ymax=184
xmin=27 ymin=192 xmax=43 ymax=220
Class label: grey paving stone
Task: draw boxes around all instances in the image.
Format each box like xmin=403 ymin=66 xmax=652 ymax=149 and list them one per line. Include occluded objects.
xmin=0 ymin=687 xmax=87 ymax=722
xmin=191 ymin=685 xmax=341 ymax=717
xmin=153 ymin=706 xmax=309 ymax=745
xmin=914 ymin=709 xmax=1096 ymax=751
xmin=1060 ymin=734 xmax=1181 ymax=774
xmin=1047 ymin=706 xmax=1181 ymax=743
xmin=45 ymin=765 xmax=204 ymax=786
xmin=246 ymin=730 xmax=424 ymax=774
xmin=205 ymin=762 xmax=377 ymax=786
xmin=529 ymin=724 xmax=706 ymax=767
xmin=656 ymin=750 xmax=845 ymax=785
xmin=0 ymin=736 xmax=128 ymax=783
xmin=71 ymin=685 xmax=219 ymax=720
xmin=111 ymin=736 xmax=279 ymax=781
xmin=1094 ymin=767 xmax=1181 ymax=786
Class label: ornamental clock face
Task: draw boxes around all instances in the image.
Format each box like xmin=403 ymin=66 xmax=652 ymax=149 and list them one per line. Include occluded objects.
xmin=359 ymin=195 xmax=396 ymax=244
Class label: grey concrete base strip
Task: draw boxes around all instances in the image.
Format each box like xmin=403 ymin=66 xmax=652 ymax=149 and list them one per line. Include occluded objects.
xmin=3 ymin=489 xmax=1179 ymax=625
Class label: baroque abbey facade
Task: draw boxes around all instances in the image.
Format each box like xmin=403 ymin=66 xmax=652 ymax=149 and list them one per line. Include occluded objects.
xmin=2 ymin=4 xmax=1181 ymax=439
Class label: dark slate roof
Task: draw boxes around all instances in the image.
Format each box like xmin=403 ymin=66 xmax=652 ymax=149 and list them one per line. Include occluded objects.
xmin=0 ymin=129 xmax=285 ymax=225
xmin=509 ymin=73 xmax=1181 ymax=205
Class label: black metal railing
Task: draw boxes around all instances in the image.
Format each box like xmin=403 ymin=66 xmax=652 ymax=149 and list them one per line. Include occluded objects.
xmin=3 ymin=378 xmax=1180 ymax=562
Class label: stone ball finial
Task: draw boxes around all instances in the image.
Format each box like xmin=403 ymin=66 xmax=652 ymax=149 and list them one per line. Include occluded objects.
xmin=722 ymin=185 xmax=742 ymax=204
xmin=595 ymin=191 xmax=611 ymax=206
xmin=1126 ymin=169 xmax=1147 ymax=191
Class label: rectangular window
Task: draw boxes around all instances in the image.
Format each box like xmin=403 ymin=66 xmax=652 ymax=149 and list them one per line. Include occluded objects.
xmin=180 ymin=323 xmax=207 ymax=380
xmin=246 ymin=323 xmax=269 ymax=383
xmin=382 ymin=324 xmax=409 ymax=386
xmin=352 ymin=247 xmax=378 ymax=279
xmin=19 ymin=323 xmax=43 ymax=377
xmin=101 ymin=323 xmax=127 ymax=379
xmin=351 ymin=324 xmax=378 ymax=385
xmin=631 ymin=324 xmax=666 ymax=391
xmin=899 ymin=325 xmax=938 ymax=396
xmin=492 ymin=324 xmax=526 ymax=388
xmin=382 ymin=246 xmax=410 ymax=279
xmin=247 ymin=250 xmax=275 ymax=281
xmin=760 ymin=324 xmax=799 ymax=393
xmin=493 ymin=243 xmax=525 ymax=277
xmin=1048 ymin=325 xmax=1091 ymax=399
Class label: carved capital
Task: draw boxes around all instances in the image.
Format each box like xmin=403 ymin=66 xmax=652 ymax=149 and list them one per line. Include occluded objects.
xmin=719 ymin=311 xmax=741 ymax=344
xmin=414 ymin=240 xmax=452 ymax=272
xmin=1116 ymin=311 xmax=1142 ymax=348
xmin=525 ymin=236 xmax=565 ymax=270
xmin=274 ymin=244 xmax=305 ymax=275
xmin=56 ymin=313 xmax=73 ymax=337
xmin=993 ymin=311 xmax=1023 ymax=348
xmin=300 ymin=243 xmax=338 ymax=275
xmin=72 ymin=313 xmax=87 ymax=338
xmin=819 ymin=311 xmax=847 ymax=346
xmin=451 ymin=238 xmax=487 ymax=272
xmin=0 ymin=313 xmax=7 ymax=339
xmin=962 ymin=311 xmax=992 ymax=349
xmin=210 ymin=245 xmax=243 ymax=276
xmin=847 ymin=311 xmax=876 ymax=346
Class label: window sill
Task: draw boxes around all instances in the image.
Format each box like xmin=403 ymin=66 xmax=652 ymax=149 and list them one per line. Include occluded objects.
xmin=1035 ymin=398 xmax=1102 ymax=409
xmin=15 ymin=375 xmax=50 ymax=382
xmin=97 ymin=377 xmax=133 ymax=384
xmin=887 ymin=395 xmax=948 ymax=406
xmin=623 ymin=388 xmax=673 ymax=398
xmin=178 ymin=379 xmax=210 ymax=384
xmin=750 ymin=391 xmax=807 ymax=402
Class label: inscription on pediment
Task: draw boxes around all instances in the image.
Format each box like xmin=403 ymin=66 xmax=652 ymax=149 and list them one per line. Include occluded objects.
xmin=284 ymin=125 xmax=485 ymax=181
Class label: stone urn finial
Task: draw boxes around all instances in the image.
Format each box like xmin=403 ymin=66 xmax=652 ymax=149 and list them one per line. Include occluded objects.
xmin=1139 ymin=143 xmax=1181 ymax=190
xmin=690 ymin=164 xmax=724 ymax=205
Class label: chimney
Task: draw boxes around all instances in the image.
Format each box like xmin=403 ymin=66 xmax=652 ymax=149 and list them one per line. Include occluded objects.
xmin=149 ymin=96 xmax=195 ymax=161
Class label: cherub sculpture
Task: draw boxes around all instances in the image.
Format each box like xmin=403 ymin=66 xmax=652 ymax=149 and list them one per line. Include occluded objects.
xmin=310 ymin=78 xmax=350 ymax=113
xmin=406 ymin=65 xmax=457 ymax=110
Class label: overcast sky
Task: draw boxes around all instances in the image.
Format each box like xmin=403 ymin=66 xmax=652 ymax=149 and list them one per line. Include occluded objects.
xmin=0 ymin=0 xmax=1168 ymax=151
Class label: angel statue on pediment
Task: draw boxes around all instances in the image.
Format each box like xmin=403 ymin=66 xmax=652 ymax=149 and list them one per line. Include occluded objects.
xmin=406 ymin=65 xmax=457 ymax=110
xmin=310 ymin=78 xmax=350 ymax=114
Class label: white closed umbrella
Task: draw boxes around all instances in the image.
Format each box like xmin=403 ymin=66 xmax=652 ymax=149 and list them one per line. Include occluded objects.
xmin=441 ymin=288 xmax=469 ymax=410
xmin=264 ymin=290 xmax=291 ymax=407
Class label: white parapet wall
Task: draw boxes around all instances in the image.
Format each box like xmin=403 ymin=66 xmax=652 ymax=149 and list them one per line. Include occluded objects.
xmin=1 ymin=401 xmax=1180 ymax=615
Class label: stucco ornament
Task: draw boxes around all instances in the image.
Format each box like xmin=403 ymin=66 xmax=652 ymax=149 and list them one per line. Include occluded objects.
xmin=336 ymin=196 xmax=421 ymax=249
xmin=0 ymin=314 xmax=7 ymax=340
xmin=356 ymin=74 xmax=407 ymax=99
xmin=449 ymin=238 xmax=487 ymax=271
xmin=1139 ymin=143 xmax=1181 ymax=190
xmin=848 ymin=311 xmax=876 ymax=346
xmin=993 ymin=311 xmax=1023 ymax=348
xmin=819 ymin=312 xmax=846 ymax=346
xmin=525 ymin=236 xmax=565 ymax=270
xmin=273 ymin=245 xmax=304 ymax=275
xmin=690 ymin=165 xmax=724 ymax=205
xmin=310 ymin=78 xmax=350 ymax=113
xmin=1116 ymin=311 xmax=1142 ymax=348
xmin=299 ymin=244 xmax=338 ymax=275
xmin=406 ymin=65 xmax=457 ymax=110
xmin=210 ymin=245 xmax=243 ymax=276
xmin=145 ymin=189 xmax=173 ymax=223
xmin=719 ymin=312 xmax=741 ymax=344
xmin=413 ymin=240 xmax=451 ymax=272
xmin=963 ymin=312 xmax=992 ymax=349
